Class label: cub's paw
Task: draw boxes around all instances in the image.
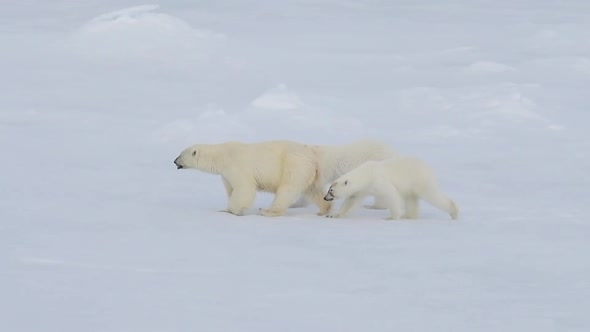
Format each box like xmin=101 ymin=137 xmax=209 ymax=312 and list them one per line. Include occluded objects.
xmin=325 ymin=214 xmax=340 ymax=218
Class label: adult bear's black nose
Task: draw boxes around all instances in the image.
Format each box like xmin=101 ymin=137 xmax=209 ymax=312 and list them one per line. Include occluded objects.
xmin=174 ymin=156 xmax=183 ymax=169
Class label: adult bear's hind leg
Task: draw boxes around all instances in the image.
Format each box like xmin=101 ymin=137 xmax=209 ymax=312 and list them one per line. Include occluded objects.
xmin=261 ymin=154 xmax=320 ymax=217
xmin=261 ymin=186 xmax=304 ymax=217
xmin=304 ymin=184 xmax=332 ymax=216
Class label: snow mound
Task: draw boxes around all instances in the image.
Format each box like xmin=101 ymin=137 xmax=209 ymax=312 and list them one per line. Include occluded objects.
xmin=151 ymin=86 xmax=368 ymax=146
xmin=68 ymin=5 xmax=226 ymax=64
xmin=79 ymin=5 xmax=222 ymax=39
xmin=482 ymin=92 xmax=565 ymax=131
xmin=250 ymin=84 xmax=304 ymax=111
xmin=483 ymin=92 xmax=562 ymax=130
xmin=246 ymin=85 xmax=367 ymax=141
xmin=480 ymin=92 xmax=564 ymax=130
xmin=152 ymin=105 xmax=254 ymax=144
xmin=83 ymin=5 xmax=167 ymax=27
xmin=486 ymin=93 xmax=539 ymax=120
xmin=388 ymin=84 xmax=563 ymax=139
xmin=466 ymin=61 xmax=515 ymax=73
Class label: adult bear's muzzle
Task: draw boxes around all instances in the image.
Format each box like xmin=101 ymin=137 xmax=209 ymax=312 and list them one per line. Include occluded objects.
xmin=173 ymin=156 xmax=183 ymax=169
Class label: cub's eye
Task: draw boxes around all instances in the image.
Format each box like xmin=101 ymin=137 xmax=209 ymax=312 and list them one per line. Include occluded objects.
xmin=192 ymin=151 xmax=196 ymax=157
xmin=344 ymin=180 xmax=348 ymax=185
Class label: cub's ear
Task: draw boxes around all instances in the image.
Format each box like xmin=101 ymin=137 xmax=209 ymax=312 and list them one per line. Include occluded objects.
xmin=344 ymin=180 xmax=348 ymax=186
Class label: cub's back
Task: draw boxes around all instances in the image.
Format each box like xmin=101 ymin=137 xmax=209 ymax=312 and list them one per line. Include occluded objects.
xmin=381 ymin=156 xmax=436 ymax=192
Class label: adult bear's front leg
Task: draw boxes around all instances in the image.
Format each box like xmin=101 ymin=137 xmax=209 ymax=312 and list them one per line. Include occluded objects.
xmin=226 ymin=181 xmax=257 ymax=216
xmin=221 ymin=176 xmax=233 ymax=198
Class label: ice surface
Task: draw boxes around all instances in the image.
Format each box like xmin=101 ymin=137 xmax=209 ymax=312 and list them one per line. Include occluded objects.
xmin=1 ymin=1 xmax=589 ymax=331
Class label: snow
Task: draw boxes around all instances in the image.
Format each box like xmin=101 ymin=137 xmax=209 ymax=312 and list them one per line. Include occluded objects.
xmin=1 ymin=1 xmax=589 ymax=331
xmin=251 ymin=84 xmax=304 ymax=111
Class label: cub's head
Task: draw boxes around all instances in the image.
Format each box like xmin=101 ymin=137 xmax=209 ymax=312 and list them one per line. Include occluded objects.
xmin=323 ymin=179 xmax=350 ymax=201
xmin=173 ymin=144 xmax=200 ymax=170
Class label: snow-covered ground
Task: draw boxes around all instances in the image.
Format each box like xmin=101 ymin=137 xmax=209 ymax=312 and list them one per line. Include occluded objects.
xmin=1 ymin=1 xmax=589 ymax=331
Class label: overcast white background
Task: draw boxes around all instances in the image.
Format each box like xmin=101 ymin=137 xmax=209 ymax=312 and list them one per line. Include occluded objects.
xmin=1 ymin=1 xmax=589 ymax=331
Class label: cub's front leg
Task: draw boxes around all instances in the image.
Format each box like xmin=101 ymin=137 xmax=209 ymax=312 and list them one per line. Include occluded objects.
xmin=304 ymin=184 xmax=333 ymax=216
xmin=326 ymin=194 xmax=366 ymax=219
xmin=380 ymin=184 xmax=403 ymax=221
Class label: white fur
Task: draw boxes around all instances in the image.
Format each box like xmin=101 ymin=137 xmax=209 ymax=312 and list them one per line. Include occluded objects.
xmin=174 ymin=140 xmax=331 ymax=217
xmin=290 ymin=139 xmax=398 ymax=209
xmin=324 ymin=156 xmax=459 ymax=220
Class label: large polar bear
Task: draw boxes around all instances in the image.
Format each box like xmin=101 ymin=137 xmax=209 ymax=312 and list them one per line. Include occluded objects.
xmin=173 ymin=140 xmax=331 ymax=217
xmin=323 ymin=156 xmax=459 ymax=220
xmin=290 ymin=139 xmax=398 ymax=209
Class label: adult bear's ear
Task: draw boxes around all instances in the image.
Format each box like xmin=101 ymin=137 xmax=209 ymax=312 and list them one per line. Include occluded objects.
xmin=344 ymin=180 xmax=348 ymax=186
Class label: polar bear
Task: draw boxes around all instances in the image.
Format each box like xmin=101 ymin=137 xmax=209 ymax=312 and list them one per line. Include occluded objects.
xmin=289 ymin=139 xmax=398 ymax=210
xmin=323 ymin=156 xmax=459 ymax=220
xmin=173 ymin=140 xmax=330 ymax=217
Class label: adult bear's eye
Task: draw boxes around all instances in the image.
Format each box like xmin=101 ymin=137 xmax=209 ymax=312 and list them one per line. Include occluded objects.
xmin=192 ymin=151 xmax=197 ymax=157
xmin=344 ymin=180 xmax=348 ymax=185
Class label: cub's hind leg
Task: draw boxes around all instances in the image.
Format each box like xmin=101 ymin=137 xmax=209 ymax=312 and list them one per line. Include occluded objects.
xmin=364 ymin=196 xmax=389 ymax=210
xmin=402 ymin=194 xmax=420 ymax=219
xmin=419 ymin=188 xmax=459 ymax=220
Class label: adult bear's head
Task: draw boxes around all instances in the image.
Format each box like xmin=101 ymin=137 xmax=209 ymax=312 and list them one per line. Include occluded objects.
xmin=173 ymin=143 xmax=231 ymax=174
xmin=173 ymin=144 xmax=201 ymax=170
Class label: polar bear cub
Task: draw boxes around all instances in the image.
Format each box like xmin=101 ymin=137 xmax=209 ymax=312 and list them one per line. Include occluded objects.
xmin=323 ymin=156 xmax=459 ymax=220
xmin=290 ymin=139 xmax=398 ymax=209
xmin=174 ymin=140 xmax=330 ymax=217
xmin=315 ymin=139 xmax=398 ymax=209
